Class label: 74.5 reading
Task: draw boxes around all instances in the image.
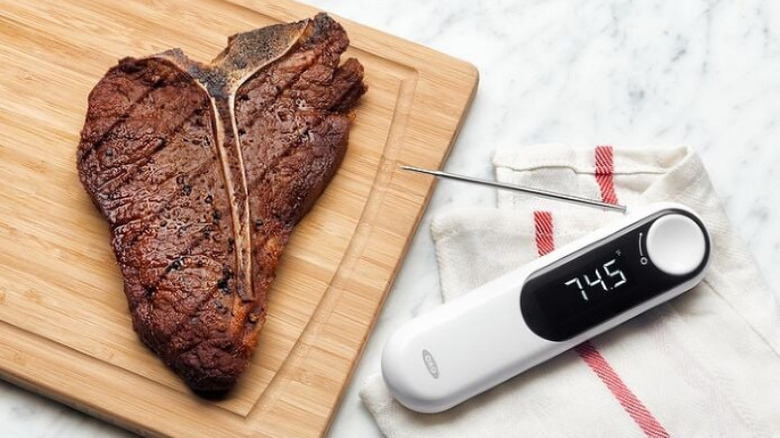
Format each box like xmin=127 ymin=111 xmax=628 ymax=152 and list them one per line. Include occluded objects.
xmin=564 ymin=258 xmax=627 ymax=302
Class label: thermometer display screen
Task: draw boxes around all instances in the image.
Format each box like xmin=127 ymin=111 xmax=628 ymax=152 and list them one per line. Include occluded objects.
xmin=520 ymin=211 xmax=708 ymax=342
xmin=535 ymin=254 xmax=634 ymax=325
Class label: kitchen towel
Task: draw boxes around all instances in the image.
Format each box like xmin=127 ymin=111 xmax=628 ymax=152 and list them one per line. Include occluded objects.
xmin=360 ymin=144 xmax=780 ymax=437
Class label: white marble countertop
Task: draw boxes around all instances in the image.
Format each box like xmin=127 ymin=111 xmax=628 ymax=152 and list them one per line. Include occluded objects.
xmin=2 ymin=0 xmax=779 ymax=436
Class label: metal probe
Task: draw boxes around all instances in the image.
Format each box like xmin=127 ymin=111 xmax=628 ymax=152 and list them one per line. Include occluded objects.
xmin=401 ymin=165 xmax=627 ymax=214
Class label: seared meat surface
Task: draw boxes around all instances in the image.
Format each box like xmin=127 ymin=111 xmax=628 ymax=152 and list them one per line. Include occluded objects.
xmin=76 ymin=13 xmax=366 ymax=391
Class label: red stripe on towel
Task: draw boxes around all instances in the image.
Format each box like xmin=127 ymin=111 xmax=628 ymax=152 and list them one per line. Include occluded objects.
xmin=533 ymin=168 xmax=669 ymax=437
xmin=574 ymin=342 xmax=670 ymax=437
xmin=595 ymin=145 xmax=619 ymax=205
xmin=533 ymin=211 xmax=555 ymax=256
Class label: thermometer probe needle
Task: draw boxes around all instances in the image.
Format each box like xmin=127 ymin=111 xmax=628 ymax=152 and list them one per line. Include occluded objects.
xmin=401 ymin=165 xmax=627 ymax=214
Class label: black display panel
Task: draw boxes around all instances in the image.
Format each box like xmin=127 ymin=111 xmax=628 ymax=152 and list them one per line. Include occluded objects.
xmin=520 ymin=210 xmax=709 ymax=342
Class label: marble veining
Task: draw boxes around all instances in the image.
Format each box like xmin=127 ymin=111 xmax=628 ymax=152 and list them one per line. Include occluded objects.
xmin=2 ymin=0 xmax=778 ymax=437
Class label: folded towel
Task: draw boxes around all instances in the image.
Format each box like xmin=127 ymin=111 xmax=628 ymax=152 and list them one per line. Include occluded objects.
xmin=360 ymin=145 xmax=780 ymax=437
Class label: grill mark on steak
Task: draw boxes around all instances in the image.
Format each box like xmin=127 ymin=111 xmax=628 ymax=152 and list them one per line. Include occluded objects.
xmin=243 ymin=113 xmax=325 ymax=195
xmin=126 ymin=216 xmax=229 ymax=314
xmin=103 ymin=135 xmax=214 ymax=228
xmin=121 ymin=202 xmax=234 ymax=282
xmin=76 ymin=77 xmax=159 ymax=161
xmin=95 ymin=106 xmax=202 ymax=193
xmin=147 ymin=263 xmax=221 ymax=347
xmin=112 ymin=158 xmax=232 ymax=267
xmin=236 ymin=51 xmax=321 ymax=135
xmin=77 ymin=97 xmax=147 ymax=163
xmin=235 ymin=58 xmax=331 ymax=199
xmin=159 ymin=277 xmax=227 ymax=356
xmin=79 ymin=62 xmax=206 ymax=171
xmin=77 ymin=13 xmax=366 ymax=392
xmin=103 ymin=158 xmax=214 ymax=232
xmin=238 ymin=54 xmax=363 ymax=178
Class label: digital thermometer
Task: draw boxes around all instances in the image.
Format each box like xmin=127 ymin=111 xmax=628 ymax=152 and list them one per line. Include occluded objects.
xmin=382 ymin=202 xmax=710 ymax=413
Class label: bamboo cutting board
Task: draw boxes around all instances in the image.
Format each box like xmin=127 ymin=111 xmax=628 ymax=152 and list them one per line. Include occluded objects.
xmin=0 ymin=0 xmax=477 ymax=437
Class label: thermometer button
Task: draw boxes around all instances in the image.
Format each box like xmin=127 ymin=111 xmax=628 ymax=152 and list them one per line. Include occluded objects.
xmin=646 ymin=214 xmax=706 ymax=276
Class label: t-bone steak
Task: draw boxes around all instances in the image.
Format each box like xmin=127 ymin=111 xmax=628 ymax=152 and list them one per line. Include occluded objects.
xmin=76 ymin=13 xmax=366 ymax=392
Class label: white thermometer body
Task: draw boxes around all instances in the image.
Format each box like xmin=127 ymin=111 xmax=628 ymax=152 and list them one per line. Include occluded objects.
xmin=381 ymin=203 xmax=710 ymax=413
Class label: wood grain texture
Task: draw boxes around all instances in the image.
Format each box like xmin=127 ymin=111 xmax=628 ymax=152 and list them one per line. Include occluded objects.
xmin=0 ymin=0 xmax=477 ymax=436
